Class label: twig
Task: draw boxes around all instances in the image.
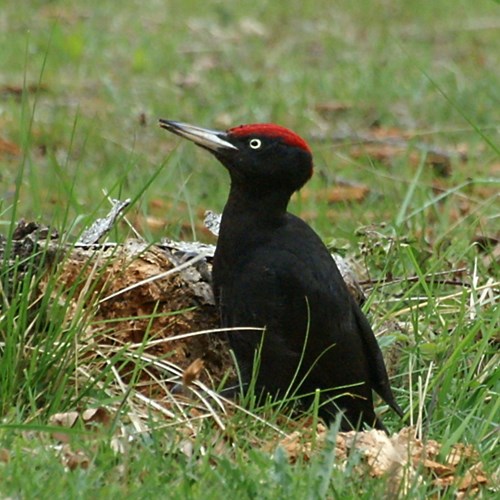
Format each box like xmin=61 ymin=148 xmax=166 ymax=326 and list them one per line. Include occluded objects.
xmin=77 ymin=198 xmax=131 ymax=245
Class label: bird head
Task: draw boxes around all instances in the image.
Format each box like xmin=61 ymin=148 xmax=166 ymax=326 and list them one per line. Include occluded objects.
xmin=159 ymin=119 xmax=313 ymax=194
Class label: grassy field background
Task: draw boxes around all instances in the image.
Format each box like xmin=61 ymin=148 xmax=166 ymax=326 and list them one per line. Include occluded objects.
xmin=0 ymin=0 xmax=499 ymax=497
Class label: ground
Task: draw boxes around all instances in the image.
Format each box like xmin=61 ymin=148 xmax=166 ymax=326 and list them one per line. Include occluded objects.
xmin=0 ymin=0 xmax=498 ymax=497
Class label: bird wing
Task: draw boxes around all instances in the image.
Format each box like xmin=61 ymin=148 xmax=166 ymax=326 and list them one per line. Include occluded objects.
xmin=216 ymin=250 xmax=314 ymax=391
xmin=351 ymin=303 xmax=404 ymax=417
xmin=214 ymin=213 xmax=402 ymax=417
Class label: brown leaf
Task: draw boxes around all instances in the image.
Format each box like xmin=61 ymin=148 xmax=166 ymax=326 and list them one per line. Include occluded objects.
xmin=345 ymin=429 xmax=407 ymax=477
xmin=61 ymin=444 xmax=90 ymax=471
xmin=433 ymin=475 xmax=455 ymax=488
xmin=268 ymin=426 xmax=490 ymax=494
xmin=49 ymin=411 xmax=80 ymax=443
xmin=49 ymin=411 xmax=80 ymax=429
xmin=299 ymin=181 xmax=370 ymax=204
xmin=446 ymin=443 xmax=479 ymax=467
xmin=458 ymin=462 xmax=489 ymax=491
xmin=182 ymin=358 xmax=205 ymax=388
xmin=369 ymin=126 xmax=411 ymax=140
xmin=81 ymin=407 xmax=112 ymax=428
xmin=341 ymin=429 xmax=421 ymax=496
xmin=149 ymin=198 xmax=169 ymax=209
xmin=172 ymin=72 xmax=201 ymax=89
xmin=39 ymin=5 xmax=85 ymax=24
xmin=0 ymin=137 xmax=21 ymax=157
xmin=135 ymin=215 xmax=167 ymax=231
xmin=349 ymin=143 xmax=406 ymax=164
xmin=455 ymin=487 xmax=481 ymax=500
xmin=315 ymin=101 xmax=353 ymax=116
xmin=277 ymin=431 xmax=313 ymax=463
xmin=49 ymin=408 xmax=111 ymax=442
xmin=326 ymin=185 xmax=370 ymax=203
xmin=0 ymin=83 xmax=48 ymax=99
xmin=423 ymin=458 xmax=454 ymax=477
xmin=0 ymin=448 xmax=10 ymax=463
xmin=490 ymin=162 xmax=500 ymax=176
xmin=273 ymin=420 xmax=328 ymax=464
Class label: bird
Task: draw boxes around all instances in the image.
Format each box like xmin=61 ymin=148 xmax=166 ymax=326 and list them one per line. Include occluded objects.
xmin=159 ymin=119 xmax=403 ymax=431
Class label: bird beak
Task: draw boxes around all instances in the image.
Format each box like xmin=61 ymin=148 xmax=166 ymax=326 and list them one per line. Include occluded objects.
xmin=159 ymin=119 xmax=238 ymax=152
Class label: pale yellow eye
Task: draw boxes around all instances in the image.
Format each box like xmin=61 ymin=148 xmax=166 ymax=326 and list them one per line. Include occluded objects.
xmin=249 ymin=138 xmax=262 ymax=149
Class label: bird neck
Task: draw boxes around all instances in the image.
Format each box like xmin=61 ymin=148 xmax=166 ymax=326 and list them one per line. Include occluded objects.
xmin=215 ymin=184 xmax=291 ymax=260
xmin=213 ymin=185 xmax=295 ymax=285
xmin=223 ymin=183 xmax=291 ymax=226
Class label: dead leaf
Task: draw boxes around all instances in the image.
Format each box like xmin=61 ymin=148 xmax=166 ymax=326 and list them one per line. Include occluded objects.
xmin=49 ymin=408 xmax=111 ymax=442
xmin=149 ymin=198 xmax=169 ymax=210
xmin=81 ymin=407 xmax=112 ymax=428
xmin=272 ymin=419 xmax=328 ymax=464
xmin=268 ymin=426 xmax=489 ymax=495
xmin=490 ymin=162 xmax=500 ymax=176
xmin=49 ymin=411 xmax=80 ymax=429
xmin=60 ymin=444 xmax=90 ymax=471
xmin=182 ymin=358 xmax=205 ymax=388
xmin=0 ymin=137 xmax=21 ymax=157
xmin=299 ymin=180 xmax=371 ymax=204
xmin=458 ymin=462 xmax=489 ymax=491
xmin=0 ymin=448 xmax=10 ymax=463
xmin=354 ymin=430 xmax=404 ymax=476
xmin=326 ymin=185 xmax=370 ymax=203
xmin=368 ymin=126 xmax=411 ymax=140
xmin=315 ymin=101 xmax=353 ymax=116
xmin=277 ymin=431 xmax=313 ymax=463
xmin=433 ymin=475 xmax=455 ymax=488
xmin=446 ymin=443 xmax=479 ymax=467
xmin=172 ymin=72 xmax=201 ymax=89
xmin=0 ymin=83 xmax=48 ymax=99
xmin=349 ymin=143 xmax=406 ymax=164
xmin=49 ymin=411 xmax=80 ymax=442
xmin=423 ymin=458 xmax=454 ymax=477
xmin=425 ymin=151 xmax=452 ymax=177
xmin=39 ymin=5 xmax=86 ymax=24
xmin=455 ymin=488 xmax=481 ymax=500
xmin=179 ymin=438 xmax=195 ymax=458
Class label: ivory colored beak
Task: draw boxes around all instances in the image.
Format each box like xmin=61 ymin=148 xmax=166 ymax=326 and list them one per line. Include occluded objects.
xmin=159 ymin=119 xmax=238 ymax=152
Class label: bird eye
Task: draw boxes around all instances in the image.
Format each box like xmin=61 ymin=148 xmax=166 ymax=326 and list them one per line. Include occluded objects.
xmin=249 ymin=138 xmax=262 ymax=149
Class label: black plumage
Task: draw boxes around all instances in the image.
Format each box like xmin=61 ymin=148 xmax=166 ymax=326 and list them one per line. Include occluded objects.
xmin=159 ymin=119 xmax=403 ymax=430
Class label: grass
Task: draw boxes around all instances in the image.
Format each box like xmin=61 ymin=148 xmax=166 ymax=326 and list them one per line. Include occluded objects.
xmin=1 ymin=0 xmax=499 ymax=497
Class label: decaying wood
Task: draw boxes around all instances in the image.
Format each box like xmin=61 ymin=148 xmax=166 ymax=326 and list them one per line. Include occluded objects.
xmin=77 ymin=198 xmax=131 ymax=245
xmin=0 ymin=218 xmax=230 ymax=389
xmin=0 ymin=207 xmax=368 ymax=392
